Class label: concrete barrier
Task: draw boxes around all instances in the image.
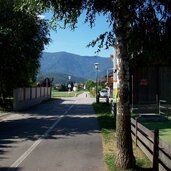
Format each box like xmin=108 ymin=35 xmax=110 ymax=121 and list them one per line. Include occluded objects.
xmin=13 ymin=87 xmax=51 ymax=111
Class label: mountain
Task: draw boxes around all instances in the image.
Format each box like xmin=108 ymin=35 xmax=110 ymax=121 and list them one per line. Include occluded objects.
xmin=39 ymin=51 xmax=113 ymax=83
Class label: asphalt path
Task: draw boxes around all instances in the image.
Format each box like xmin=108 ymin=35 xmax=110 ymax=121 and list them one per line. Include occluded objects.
xmin=0 ymin=93 xmax=106 ymax=171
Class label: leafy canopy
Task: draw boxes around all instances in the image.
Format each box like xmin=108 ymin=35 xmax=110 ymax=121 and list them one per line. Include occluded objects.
xmin=0 ymin=0 xmax=50 ymax=100
xmin=15 ymin=0 xmax=171 ymax=62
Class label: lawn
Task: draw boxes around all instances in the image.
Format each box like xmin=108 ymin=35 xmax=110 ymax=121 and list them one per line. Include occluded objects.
xmin=93 ymin=102 xmax=152 ymax=171
xmin=52 ymin=91 xmax=83 ymax=98
xmin=142 ymin=116 xmax=171 ymax=145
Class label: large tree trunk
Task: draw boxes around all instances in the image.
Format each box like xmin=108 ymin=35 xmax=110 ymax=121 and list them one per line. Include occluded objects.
xmin=115 ymin=42 xmax=135 ymax=169
xmin=115 ymin=0 xmax=135 ymax=169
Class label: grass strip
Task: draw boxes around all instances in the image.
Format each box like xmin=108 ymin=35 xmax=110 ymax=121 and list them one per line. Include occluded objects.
xmin=52 ymin=91 xmax=83 ymax=98
xmin=93 ymin=102 xmax=152 ymax=171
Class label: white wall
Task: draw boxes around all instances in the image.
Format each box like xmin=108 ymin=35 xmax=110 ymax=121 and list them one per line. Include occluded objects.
xmin=13 ymin=87 xmax=51 ymax=111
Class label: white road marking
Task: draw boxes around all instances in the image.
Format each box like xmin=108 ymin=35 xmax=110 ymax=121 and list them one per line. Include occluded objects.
xmin=7 ymin=102 xmax=76 ymax=171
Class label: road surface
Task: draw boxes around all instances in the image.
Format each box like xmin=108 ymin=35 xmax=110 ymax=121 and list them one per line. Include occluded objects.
xmin=0 ymin=93 xmax=106 ymax=171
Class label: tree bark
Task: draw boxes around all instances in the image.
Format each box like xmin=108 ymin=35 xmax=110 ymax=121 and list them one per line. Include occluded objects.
xmin=115 ymin=0 xmax=135 ymax=169
xmin=115 ymin=45 xmax=135 ymax=168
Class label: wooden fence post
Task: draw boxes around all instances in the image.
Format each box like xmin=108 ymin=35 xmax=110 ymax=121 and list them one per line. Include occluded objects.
xmin=153 ymin=129 xmax=159 ymax=171
xmin=135 ymin=119 xmax=138 ymax=146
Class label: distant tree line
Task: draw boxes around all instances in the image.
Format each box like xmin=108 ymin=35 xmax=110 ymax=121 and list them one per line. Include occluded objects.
xmin=85 ymin=80 xmax=106 ymax=97
xmin=53 ymin=82 xmax=84 ymax=92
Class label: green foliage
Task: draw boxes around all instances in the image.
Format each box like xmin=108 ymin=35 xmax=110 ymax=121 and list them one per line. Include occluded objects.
xmin=14 ymin=1 xmax=171 ymax=60
xmin=97 ymin=82 xmax=106 ymax=91
xmin=128 ymin=1 xmax=171 ymax=65
xmin=85 ymin=80 xmax=106 ymax=97
xmin=53 ymin=84 xmax=68 ymax=91
xmin=0 ymin=0 xmax=50 ymax=102
xmin=77 ymin=83 xmax=85 ymax=91
xmin=48 ymin=0 xmax=171 ymax=61
xmin=85 ymin=80 xmax=95 ymax=91
xmin=14 ymin=1 xmax=171 ymax=61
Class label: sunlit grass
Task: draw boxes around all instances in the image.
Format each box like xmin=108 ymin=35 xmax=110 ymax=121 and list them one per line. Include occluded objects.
xmin=93 ymin=102 xmax=152 ymax=171
xmin=142 ymin=116 xmax=171 ymax=145
xmin=52 ymin=91 xmax=83 ymax=98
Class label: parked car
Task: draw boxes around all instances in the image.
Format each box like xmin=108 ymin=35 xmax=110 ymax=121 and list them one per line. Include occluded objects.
xmin=99 ymin=89 xmax=109 ymax=98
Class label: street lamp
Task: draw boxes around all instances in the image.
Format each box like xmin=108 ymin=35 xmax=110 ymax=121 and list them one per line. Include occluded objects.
xmin=94 ymin=63 xmax=99 ymax=103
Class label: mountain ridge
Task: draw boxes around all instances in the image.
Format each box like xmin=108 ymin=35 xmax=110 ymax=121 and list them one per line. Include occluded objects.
xmin=39 ymin=51 xmax=113 ymax=82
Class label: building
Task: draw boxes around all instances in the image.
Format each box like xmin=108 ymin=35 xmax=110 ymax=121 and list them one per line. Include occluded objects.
xmin=131 ymin=65 xmax=171 ymax=105
xmin=111 ymin=47 xmax=171 ymax=108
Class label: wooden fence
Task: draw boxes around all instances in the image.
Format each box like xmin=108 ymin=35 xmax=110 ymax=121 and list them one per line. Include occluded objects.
xmin=159 ymin=100 xmax=168 ymax=118
xmin=131 ymin=118 xmax=171 ymax=171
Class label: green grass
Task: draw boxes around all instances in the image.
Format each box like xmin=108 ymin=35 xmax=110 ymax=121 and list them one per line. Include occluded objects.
xmin=93 ymin=102 xmax=119 ymax=171
xmin=93 ymin=102 xmax=152 ymax=171
xmin=131 ymin=112 xmax=171 ymax=144
xmin=142 ymin=117 xmax=171 ymax=145
xmin=105 ymin=154 xmax=118 ymax=171
xmin=52 ymin=91 xmax=83 ymax=98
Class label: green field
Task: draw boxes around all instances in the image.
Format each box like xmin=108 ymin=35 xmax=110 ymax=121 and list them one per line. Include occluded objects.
xmin=142 ymin=117 xmax=171 ymax=145
xmin=52 ymin=91 xmax=83 ymax=98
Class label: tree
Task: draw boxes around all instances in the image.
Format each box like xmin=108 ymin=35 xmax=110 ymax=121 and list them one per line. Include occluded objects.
xmin=0 ymin=0 xmax=50 ymax=103
xmin=127 ymin=1 xmax=171 ymax=66
xmin=85 ymin=80 xmax=95 ymax=91
xmin=14 ymin=0 xmax=171 ymax=169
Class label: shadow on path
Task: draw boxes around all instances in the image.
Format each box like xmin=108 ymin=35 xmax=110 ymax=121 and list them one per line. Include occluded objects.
xmin=0 ymin=97 xmax=100 ymax=166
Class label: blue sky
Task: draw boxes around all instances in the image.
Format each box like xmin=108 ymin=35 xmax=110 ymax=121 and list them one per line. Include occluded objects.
xmin=43 ymin=12 xmax=113 ymax=57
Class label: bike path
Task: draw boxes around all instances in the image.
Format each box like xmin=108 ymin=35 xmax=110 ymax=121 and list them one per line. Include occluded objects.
xmin=0 ymin=93 xmax=106 ymax=171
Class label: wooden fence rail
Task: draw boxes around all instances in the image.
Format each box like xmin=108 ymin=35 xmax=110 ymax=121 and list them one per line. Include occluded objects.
xmin=131 ymin=118 xmax=171 ymax=171
xmin=159 ymin=100 xmax=168 ymax=118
